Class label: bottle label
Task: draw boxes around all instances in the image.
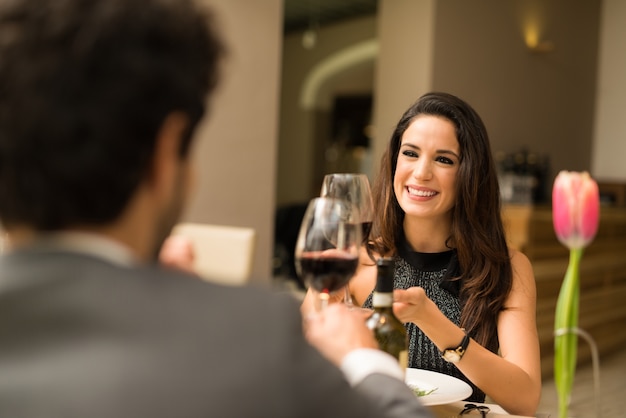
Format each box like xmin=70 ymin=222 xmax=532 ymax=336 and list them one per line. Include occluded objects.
xmin=372 ymin=292 xmax=393 ymax=307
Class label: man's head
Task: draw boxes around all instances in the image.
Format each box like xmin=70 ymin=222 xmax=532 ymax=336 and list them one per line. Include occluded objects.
xmin=0 ymin=0 xmax=223 ymax=251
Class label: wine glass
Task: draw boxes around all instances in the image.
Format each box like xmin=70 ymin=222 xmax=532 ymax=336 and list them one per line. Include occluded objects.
xmin=320 ymin=173 xmax=374 ymax=307
xmin=295 ymin=197 xmax=361 ymax=311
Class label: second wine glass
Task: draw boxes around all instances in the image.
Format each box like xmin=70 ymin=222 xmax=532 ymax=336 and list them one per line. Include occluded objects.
xmin=320 ymin=173 xmax=374 ymax=307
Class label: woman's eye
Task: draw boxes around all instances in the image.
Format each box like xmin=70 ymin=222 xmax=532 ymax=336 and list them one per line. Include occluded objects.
xmin=436 ymin=156 xmax=454 ymax=165
xmin=402 ymin=150 xmax=418 ymax=158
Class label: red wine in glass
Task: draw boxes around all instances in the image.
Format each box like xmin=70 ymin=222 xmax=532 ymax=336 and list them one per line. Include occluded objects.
xmin=298 ymin=252 xmax=359 ymax=294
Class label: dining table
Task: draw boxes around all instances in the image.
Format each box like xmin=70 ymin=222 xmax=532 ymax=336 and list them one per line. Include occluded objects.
xmin=427 ymin=401 xmax=538 ymax=417
xmin=404 ymin=367 xmax=541 ymax=417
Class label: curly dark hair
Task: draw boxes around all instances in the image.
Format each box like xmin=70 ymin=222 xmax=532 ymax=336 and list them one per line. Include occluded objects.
xmin=0 ymin=0 xmax=224 ymax=230
xmin=371 ymin=92 xmax=512 ymax=351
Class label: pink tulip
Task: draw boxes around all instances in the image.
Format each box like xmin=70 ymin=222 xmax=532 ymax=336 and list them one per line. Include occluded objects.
xmin=552 ymin=171 xmax=600 ymax=249
xmin=551 ymin=170 xmax=600 ymax=417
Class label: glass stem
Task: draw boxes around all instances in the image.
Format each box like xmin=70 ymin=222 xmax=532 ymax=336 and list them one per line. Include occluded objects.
xmin=344 ymin=286 xmax=354 ymax=307
xmin=319 ymin=291 xmax=330 ymax=311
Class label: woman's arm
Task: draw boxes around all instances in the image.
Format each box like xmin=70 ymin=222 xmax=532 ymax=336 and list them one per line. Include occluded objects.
xmin=349 ymin=247 xmax=378 ymax=306
xmin=393 ymin=250 xmax=541 ymax=416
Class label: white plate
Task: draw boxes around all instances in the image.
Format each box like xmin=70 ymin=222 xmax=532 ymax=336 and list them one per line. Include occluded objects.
xmin=405 ymin=368 xmax=473 ymax=406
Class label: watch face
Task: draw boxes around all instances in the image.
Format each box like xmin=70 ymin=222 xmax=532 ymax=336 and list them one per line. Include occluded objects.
xmin=442 ymin=350 xmax=460 ymax=363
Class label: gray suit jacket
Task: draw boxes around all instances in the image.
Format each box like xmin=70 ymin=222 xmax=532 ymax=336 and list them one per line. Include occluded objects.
xmin=0 ymin=247 xmax=432 ymax=418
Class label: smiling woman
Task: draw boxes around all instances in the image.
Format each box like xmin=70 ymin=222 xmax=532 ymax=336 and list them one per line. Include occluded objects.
xmin=302 ymin=92 xmax=542 ymax=416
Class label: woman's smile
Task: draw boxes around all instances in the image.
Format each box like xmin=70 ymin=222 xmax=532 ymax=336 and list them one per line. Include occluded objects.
xmin=406 ymin=186 xmax=437 ymax=198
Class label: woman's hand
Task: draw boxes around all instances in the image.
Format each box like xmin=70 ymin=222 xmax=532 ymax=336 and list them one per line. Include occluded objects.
xmin=392 ymin=287 xmax=430 ymax=323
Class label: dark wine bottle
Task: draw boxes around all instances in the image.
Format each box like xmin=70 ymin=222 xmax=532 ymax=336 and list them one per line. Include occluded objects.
xmin=366 ymin=258 xmax=408 ymax=369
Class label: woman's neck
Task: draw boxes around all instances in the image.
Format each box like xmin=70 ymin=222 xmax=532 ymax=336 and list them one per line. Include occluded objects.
xmin=402 ymin=215 xmax=452 ymax=253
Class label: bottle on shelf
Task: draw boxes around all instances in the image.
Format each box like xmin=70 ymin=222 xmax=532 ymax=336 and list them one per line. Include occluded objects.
xmin=366 ymin=257 xmax=408 ymax=369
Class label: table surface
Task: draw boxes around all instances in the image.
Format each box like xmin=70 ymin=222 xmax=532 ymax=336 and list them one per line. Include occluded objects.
xmin=428 ymin=401 xmax=537 ymax=417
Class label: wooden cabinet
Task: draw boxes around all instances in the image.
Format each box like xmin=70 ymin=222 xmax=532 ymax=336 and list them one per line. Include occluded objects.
xmin=502 ymin=204 xmax=626 ymax=378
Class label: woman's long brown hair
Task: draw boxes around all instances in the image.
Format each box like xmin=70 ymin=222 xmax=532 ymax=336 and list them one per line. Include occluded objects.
xmin=371 ymin=92 xmax=512 ymax=351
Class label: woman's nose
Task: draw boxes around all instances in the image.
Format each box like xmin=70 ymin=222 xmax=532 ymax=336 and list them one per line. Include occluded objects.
xmin=412 ymin=159 xmax=432 ymax=180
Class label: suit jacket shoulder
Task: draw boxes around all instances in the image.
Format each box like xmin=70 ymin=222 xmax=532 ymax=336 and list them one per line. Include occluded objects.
xmin=0 ymin=249 xmax=431 ymax=418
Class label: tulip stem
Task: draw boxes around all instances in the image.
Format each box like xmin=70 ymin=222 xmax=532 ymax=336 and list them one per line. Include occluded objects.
xmin=554 ymin=247 xmax=583 ymax=418
xmin=554 ymin=326 xmax=602 ymax=417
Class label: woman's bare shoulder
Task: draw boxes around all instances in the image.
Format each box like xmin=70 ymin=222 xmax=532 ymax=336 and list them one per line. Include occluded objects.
xmin=508 ymin=248 xmax=533 ymax=276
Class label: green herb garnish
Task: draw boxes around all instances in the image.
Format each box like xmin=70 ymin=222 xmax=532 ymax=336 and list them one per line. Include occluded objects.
xmin=411 ymin=386 xmax=437 ymax=397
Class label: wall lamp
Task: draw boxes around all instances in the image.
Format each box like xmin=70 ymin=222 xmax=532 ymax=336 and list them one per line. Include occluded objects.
xmin=524 ymin=24 xmax=555 ymax=53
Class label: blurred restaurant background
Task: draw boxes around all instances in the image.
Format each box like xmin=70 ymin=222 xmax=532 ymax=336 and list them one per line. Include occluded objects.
xmin=187 ymin=0 xmax=625 ymax=286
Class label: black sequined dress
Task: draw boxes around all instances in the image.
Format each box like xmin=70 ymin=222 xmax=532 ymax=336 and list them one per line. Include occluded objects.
xmin=362 ymin=240 xmax=488 ymax=402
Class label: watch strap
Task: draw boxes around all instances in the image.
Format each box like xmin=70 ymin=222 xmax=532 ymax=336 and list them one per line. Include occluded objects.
xmin=442 ymin=329 xmax=469 ymax=362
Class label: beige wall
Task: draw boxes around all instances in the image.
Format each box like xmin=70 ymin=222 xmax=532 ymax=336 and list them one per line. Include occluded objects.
xmin=591 ymin=0 xmax=626 ymax=181
xmin=182 ymin=0 xmax=283 ymax=282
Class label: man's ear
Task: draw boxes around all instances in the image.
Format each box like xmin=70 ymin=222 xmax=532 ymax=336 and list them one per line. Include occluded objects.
xmin=148 ymin=112 xmax=189 ymax=199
